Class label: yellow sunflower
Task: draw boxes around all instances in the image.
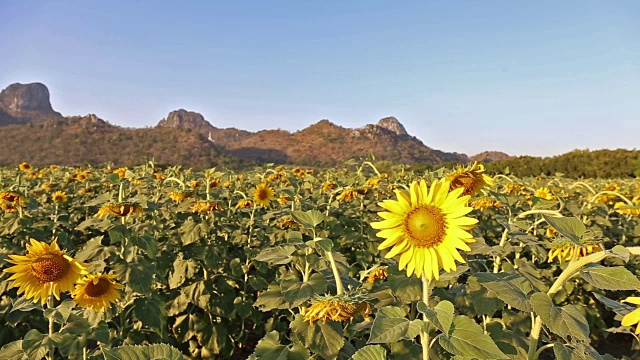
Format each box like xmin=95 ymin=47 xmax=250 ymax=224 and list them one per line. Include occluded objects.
xmin=621 ymin=296 xmax=640 ymax=334
xmin=96 ymin=202 xmax=143 ymax=218
xmin=322 ymin=182 xmax=337 ymax=193
xmin=614 ymin=202 xmax=640 ymax=216
xmin=253 ymin=183 xmax=274 ymax=207
xmin=168 ymin=191 xmax=194 ymax=203
xmin=72 ymin=273 xmax=123 ymax=312
xmin=51 ymin=191 xmax=68 ymax=203
xmin=18 ymin=162 xmax=32 ymax=172
xmin=446 ymin=162 xmax=494 ymax=197
xmin=192 ymin=201 xmax=224 ymax=213
xmin=534 ymin=187 xmax=555 ymax=201
xmin=547 ymin=240 xmax=604 ymax=263
xmin=371 ymin=179 xmax=477 ymax=280
xmin=235 ymin=199 xmax=254 ymax=209
xmin=4 ymin=239 xmax=87 ymax=304
xmin=471 ymin=197 xmax=502 ymax=210
xmin=337 ymin=189 xmax=359 ymax=202
xmin=365 ymin=267 xmax=388 ymax=284
xmin=303 ymin=294 xmax=371 ymax=324
xmin=1 ymin=191 xmax=26 ymax=206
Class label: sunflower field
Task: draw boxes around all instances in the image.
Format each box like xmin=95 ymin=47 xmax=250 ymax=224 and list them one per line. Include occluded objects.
xmin=1 ymin=160 xmax=640 ymax=360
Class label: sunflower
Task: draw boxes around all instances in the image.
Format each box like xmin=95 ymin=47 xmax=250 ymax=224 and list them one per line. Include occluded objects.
xmin=235 ymin=199 xmax=254 ymax=209
xmin=4 ymin=239 xmax=87 ymax=304
xmin=277 ymin=216 xmax=297 ymax=229
xmin=365 ymin=267 xmax=388 ymax=284
xmin=621 ymin=296 xmax=640 ymax=334
xmin=534 ymin=187 xmax=555 ymax=201
xmin=72 ymin=273 xmax=123 ymax=312
xmin=222 ymin=181 xmax=234 ymax=189
xmin=322 ymin=182 xmax=337 ymax=193
xmin=545 ymin=226 xmax=559 ymax=238
xmin=366 ymin=178 xmax=382 ymax=189
xmin=49 ymin=165 xmax=58 ymax=170
xmin=471 ymin=197 xmax=502 ymax=210
xmin=277 ymin=195 xmax=290 ymax=205
xmin=96 ymin=202 xmax=143 ymax=218
xmin=337 ymin=189 xmax=359 ymax=202
xmin=614 ymin=202 xmax=640 ymax=216
xmin=168 ymin=191 xmax=194 ymax=203
xmin=303 ymin=294 xmax=371 ymax=324
xmin=113 ymin=167 xmax=128 ymax=178
xmin=446 ymin=162 xmax=493 ymax=197
xmin=51 ymin=191 xmax=68 ymax=203
xmin=371 ymin=179 xmax=477 ymax=280
xmin=192 ymin=201 xmax=224 ymax=213
xmin=253 ymin=183 xmax=274 ymax=207
xmin=547 ymin=240 xmax=604 ymax=263
xmin=1 ymin=191 xmax=26 ymax=206
xmin=18 ymin=162 xmax=32 ymax=172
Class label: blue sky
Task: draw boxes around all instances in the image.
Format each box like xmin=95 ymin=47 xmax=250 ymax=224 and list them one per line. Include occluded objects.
xmin=1 ymin=1 xmax=638 ymax=157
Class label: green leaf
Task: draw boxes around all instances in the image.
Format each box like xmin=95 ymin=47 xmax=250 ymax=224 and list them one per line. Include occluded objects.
xmin=593 ymin=293 xmax=635 ymax=316
xmin=474 ymin=272 xmax=534 ymax=312
xmin=368 ymin=306 xmax=410 ymax=344
xmin=75 ymin=236 xmax=114 ymax=262
xmin=388 ymin=272 xmax=422 ymax=303
xmin=308 ymin=321 xmax=344 ymax=359
xmin=180 ymin=219 xmax=205 ymax=246
xmin=0 ymin=340 xmax=27 ymax=360
xmin=580 ymin=265 xmax=640 ymax=291
xmin=290 ymin=210 xmax=325 ymax=229
xmin=314 ymin=238 xmax=334 ymax=252
xmin=254 ymin=245 xmax=296 ymax=265
xmin=417 ymin=300 xmax=454 ymax=335
xmin=281 ymin=273 xmax=328 ymax=307
xmin=351 ymin=345 xmax=387 ymax=360
xmin=254 ymin=285 xmax=288 ymax=311
xmin=252 ymin=331 xmax=288 ymax=359
xmin=610 ymin=245 xmax=630 ymax=262
xmin=542 ymin=215 xmax=586 ymax=244
xmin=44 ymin=299 xmax=75 ymax=324
xmin=92 ymin=343 xmax=184 ymax=360
xmin=10 ymin=296 xmax=42 ymax=313
xmin=133 ymin=297 xmax=167 ymax=335
xmin=169 ymin=255 xmax=199 ymax=289
xmin=438 ymin=315 xmax=509 ymax=359
xmin=530 ymin=293 xmax=589 ymax=341
xmin=114 ymin=258 xmax=155 ymax=294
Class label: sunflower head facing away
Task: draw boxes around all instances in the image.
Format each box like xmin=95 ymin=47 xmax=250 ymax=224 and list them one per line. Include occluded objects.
xmin=253 ymin=183 xmax=274 ymax=207
xmin=18 ymin=162 xmax=32 ymax=172
xmin=471 ymin=197 xmax=502 ymax=210
xmin=371 ymin=178 xmax=478 ymax=280
xmin=337 ymin=189 xmax=359 ymax=202
xmin=446 ymin=162 xmax=494 ymax=197
xmin=72 ymin=273 xmax=124 ymax=312
xmin=96 ymin=202 xmax=143 ymax=218
xmin=303 ymin=294 xmax=371 ymax=324
xmin=1 ymin=191 xmax=26 ymax=206
xmin=192 ymin=201 xmax=224 ymax=214
xmin=4 ymin=239 xmax=87 ymax=304
xmin=235 ymin=199 xmax=254 ymax=209
xmin=168 ymin=190 xmax=194 ymax=203
xmin=365 ymin=267 xmax=389 ymax=284
xmin=547 ymin=239 xmax=604 ymax=263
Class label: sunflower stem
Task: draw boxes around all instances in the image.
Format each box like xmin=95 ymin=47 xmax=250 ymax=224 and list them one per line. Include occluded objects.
xmin=421 ymin=275 xmax=431 ymax=360
xmin=325 ymin=250 xmax=344 ymax=295
xmin=47 ymin=285 xmax=55 ymax=360
xmin=493 ymin=228 xmax=510 ymax=273
xmin=118 ymin=181 xmax=124 ymax=203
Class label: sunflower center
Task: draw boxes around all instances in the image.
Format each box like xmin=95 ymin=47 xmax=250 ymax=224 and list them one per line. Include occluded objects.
xmin=31 ymin=254 xmax=70 ymax=282
xmin=404 ymin=206 xmax=447 ymax=248
xmin=84 ymin=278 xmax=111 ymax=297
xmin=257 ymin=189 xmax=270 ymax=201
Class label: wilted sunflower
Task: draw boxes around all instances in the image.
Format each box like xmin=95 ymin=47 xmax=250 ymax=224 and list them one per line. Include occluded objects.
xmin=193 ymin=201 xmax=224 ymax=213
xmin=366 ymin=178 xmax=382 ymax=189
xmin=96 ymin=202 xmax=143 ymax=218
xmin=371 ymin=179 xmax=477 ymax=280
xmin=501 ymin=183 xmax=523 ymax=195
xmin=72 ymin=273 xmax=123 ymax=312
xmin=545 ymin=226 xmax=559 ymax=238
xmin=547 ymin=239 xmax=604 ymax=263
xmin=235 ymin=199 xmax=254 ymax=209
xmin=322 ymin=182 xmax=337 ymax=193
xmin=277 ymin=216 xmax=297 ymax=229
xmin=446 ymin=162 xmax=493 ymax=197
xmin=113 ymin=167 xmax=128 ymax=178
xmin=621 ymin=296 xmax=640 ymax=334
xmin=471 ymin=197 xmax=502 ymax=210
xmin=277 ymin=195 xmax=290 ymax=205
xmin=253 ymin=183 xmax=274 ymax=207
xmin=534 ymin=187 xmax=555 ymax=201
xmin=1 ymin=191 xmax=26 ymax=206
xmin=18 ymin=162 xmax=32 ymax=172
xmin=222 ymin=181 xmax=234 ymax=189
xmin=337 ymin=189 xmax=359 ymax=202
xmin=4 ymin=239 xmax=87 ymax=304
xmin=51 ymin=191 xmax=68 ymax=203
xmin=303 ymin=294 xmax=371 ymax=324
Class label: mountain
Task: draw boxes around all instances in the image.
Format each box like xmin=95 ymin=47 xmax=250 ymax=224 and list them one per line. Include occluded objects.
xmin=158 ymin=114 xmax=469 ymax=165
xmin=470 ymin=151 xmax=511 ymax=163
xmin=0 ymin=81 xmax=489 ymax=168
xmin=0 ymin=82 xmax=62 ymax=124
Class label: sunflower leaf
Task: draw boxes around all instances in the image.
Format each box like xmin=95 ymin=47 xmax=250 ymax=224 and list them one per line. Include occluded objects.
xmin=580 ymin=264 xmax=640 ymax=291
xmin=91 ymin=343 xmax=184 ymax=360
xmin=530 ymin=292 xmax=589 ymax=341
xmin=417 ymin=300 xmax=454 ymax=335
xmin=290 ymin=210 xmax=325 ymax=229
xmin=351 ymin=345 xmax=387 ymax=360
xmin=592 ymin=293 xmax=635 ymax=316
xmin=368 ymin=306 xmax=410 ymax=344
xmin=438 ymin=315 xmax=509 ymax=359
xmin=541 ymin=215 xmax=586 ymax=245
xmin=473 ymin=272 xmax=534 ymax=312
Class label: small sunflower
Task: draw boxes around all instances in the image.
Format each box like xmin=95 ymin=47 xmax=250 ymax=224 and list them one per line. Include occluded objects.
xmin=208 ymin=178 xmax=221 ymax=188
xmin=18 ymin=162 xmax=32 ymax=172
xmin=193 ymin=201 xmax=224 ymax=213
xmin=621 ymin=296 xmax=640 ymax=334
xmin=1 ymin=191 xmax=26 ymax=206
xmin=277 ymin=216 xmax=297 ymax=229
xmin=371 ymin=179 xmax=478 ymax=280
xmin=545 ymin=226 xmax=559 ymax=238
xmin=253 ymin=183 xmax=274 ymax=207
xmin=547 ymin=239 xmax=604 ymax=263
xmin=366 ymin=178 xmax=382 ymax=189
xmin=4 ymin=239 xmax=87 ymax=304
xmin=96 ymin=202 xmax=143 ymax=218
xmin=169 ymin=190 xmax=194 ymax=203
xmin=534 ymin=187 xmax=555 ymax=201
xmin=365 ymin=267 xmax=388 ymax=284
xmin=51 ymin=191 xmax=68 ymax=204
xmin=446 ymin=162 xmax=494 ymax=197
xmin=222 ymin=181 xmax=234 ymax=189
xmin=337 ymin=189 xmax=359 ymax=202
xmin=501 ymin=183 xmax=523 ymax=195
xmin=614 ymin=202 xmax=640 ymax=216
xmin=277 ymin=195 xmax=290 ymax=205
xmin=322 ymin=182 xmax=337 ymax=193
xmin=113 ymin=167 xmax=128 ymax=178
xmin=235 ymin=199 xmax=254 ymax=209
xmin=303 ymin=294 xmax=371 ymax=324
xmin=72 ymin=273 xmax=123 ymax=312
xmin=42 ymin=183 xmax=56 ymax=190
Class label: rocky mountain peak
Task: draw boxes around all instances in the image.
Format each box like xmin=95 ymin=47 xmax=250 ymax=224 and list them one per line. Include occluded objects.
xmin=376 ymin=117 xmax=407 ymax=136
xmin=157 ymin=109 xmax=213 ymax=130
xmin=0 ymin=82 xmax=60 ymax=118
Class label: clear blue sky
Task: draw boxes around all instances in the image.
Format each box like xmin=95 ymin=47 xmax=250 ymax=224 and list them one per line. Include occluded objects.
xmin=1 ymin=1 xmax=638 ymax=157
